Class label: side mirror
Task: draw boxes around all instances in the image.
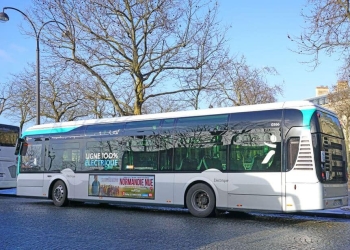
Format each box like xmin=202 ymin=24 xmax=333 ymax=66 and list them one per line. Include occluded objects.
xmin=14 ymin=138 xmax=28 ymax=156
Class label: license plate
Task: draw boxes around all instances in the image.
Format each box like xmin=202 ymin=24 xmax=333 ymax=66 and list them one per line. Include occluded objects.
xmin=333 ymin=199 xmax=343 ymax=206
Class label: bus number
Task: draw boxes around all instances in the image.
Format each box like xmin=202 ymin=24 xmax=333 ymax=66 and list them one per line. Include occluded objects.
xmin=271 ymin=122 xmax=280 ymax=127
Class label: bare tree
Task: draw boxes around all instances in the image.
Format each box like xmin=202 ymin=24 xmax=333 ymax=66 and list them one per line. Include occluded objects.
xmin=3 ymin=63 xmax=95 ymax=127
xmin=78 ymin=82 xmax=115 ymax=119
xmin=142 ymin=94 xmax=189 ymax=114
xmin=0 ymin=83 xmax=10 ymax=116
xmin=175 ymin=4 xmax=230 ymax=110
xmin=40 ymin=64 xmax=91 ymax=122
xmin=212 ymin=56 xmax=283 ymax=107
xmin=75 ymin=72 xmax=134 ymax=118
xmin=27 ymin=0 xmax=228 ymax=116
xmin=290 ymin=0 xmax=350 ymax=70
xmin=3 ymin=67 xmax=36 ymax=131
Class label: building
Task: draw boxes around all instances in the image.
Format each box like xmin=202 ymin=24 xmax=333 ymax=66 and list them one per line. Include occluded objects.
xmin=306 ymin=86 xmax=329 ymax=106
xmin=306 ymin=81 xmax=349 ymax=107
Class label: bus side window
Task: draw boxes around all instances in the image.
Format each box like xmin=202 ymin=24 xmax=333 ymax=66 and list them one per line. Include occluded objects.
xmin=230 ymin=157 xmax=244 ymax=171
xmin=180 ymin=157 xmax=200 ymax=171
xmin=48 ymin=142 xmax=80 ymax=171
xmin=287 ymin=137 xmax=300 ymax=171
xmin=251 ymin=155 xmax=267 ymax=171
xmin=159 ymin=148 xmax=172 ymax=171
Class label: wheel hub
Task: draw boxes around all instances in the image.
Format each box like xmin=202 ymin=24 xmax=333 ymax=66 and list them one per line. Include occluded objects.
xmin=195 ymin=191 xmax=209 ymax=209
xmin=199 ymin=194 xmax=209 ymax=206
xmin=54 ymin=185 xmax=64 ymax=201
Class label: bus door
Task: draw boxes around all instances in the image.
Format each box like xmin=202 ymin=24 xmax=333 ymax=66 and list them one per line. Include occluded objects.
xmin=18 ymin=137 xmax=47 ymax=190
xmin=43 ymin=140 xmax=80 ymax=198
xmin=227 ymin=127 xmax=283 ymax=211
xmin=284 ymin=126 xmax=319 ymax=211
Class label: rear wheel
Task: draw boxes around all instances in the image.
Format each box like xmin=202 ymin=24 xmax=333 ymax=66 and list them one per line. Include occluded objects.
xmin=52 ymin=180 xmax=68 ymax=207
xmin=186 ymin=183 xmax=216 ymax=218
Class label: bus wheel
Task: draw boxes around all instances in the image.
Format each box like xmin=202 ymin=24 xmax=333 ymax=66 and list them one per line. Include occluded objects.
xmin=52 ymin=180 xmax=68 ymax=207
xmin=186 ymin=183 xmax=216 ymax=218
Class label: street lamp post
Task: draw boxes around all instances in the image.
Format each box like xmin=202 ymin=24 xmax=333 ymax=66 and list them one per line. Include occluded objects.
xmin=0 ymin=7 xmax=67 ymax=125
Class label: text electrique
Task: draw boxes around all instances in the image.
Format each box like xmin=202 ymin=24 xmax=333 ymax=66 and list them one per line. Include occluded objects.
xmin=85 ymin=159 xmax=118 ymax=167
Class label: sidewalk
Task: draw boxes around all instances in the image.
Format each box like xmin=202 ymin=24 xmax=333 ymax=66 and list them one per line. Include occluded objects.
xmin=1 ymin=188 xmax=350 ymax=218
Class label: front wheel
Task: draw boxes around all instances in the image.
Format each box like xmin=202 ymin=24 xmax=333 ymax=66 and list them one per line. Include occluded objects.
xmin=52 ymin=180 xmax=68 ymax=207
xmin=186 ymin=183 xmax=216 ymax=218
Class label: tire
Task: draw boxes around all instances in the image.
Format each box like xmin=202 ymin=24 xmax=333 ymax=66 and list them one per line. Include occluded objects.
xmin=186 ymin=183 xmax=216 ymax=218
xmin=52 ymin=180 xmax=69 ymax=207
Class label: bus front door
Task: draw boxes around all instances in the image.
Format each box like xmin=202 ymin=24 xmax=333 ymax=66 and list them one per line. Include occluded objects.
xmin=17 ymin=139 xmax=46 ymax=197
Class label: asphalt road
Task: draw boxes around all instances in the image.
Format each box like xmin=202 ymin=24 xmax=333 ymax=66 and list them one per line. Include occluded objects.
xmin=1 ymin=196 xmax=350 ymax=250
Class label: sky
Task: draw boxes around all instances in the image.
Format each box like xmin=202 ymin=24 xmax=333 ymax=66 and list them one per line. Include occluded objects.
xmin=0 ymin=0 xmax=344 ymax=130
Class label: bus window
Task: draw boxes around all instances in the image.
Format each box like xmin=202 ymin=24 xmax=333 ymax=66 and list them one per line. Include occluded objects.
xmin=174 ymin=115 xmax=228 ymax=171
xmin=124 ymin=120 xmax=160 ymax=136
xmin=229 ymin=110 xmax=282 ymax=130
xmin=122 ymin=135 xmax=159 ymax=171
xmin=0 ymin=124 xmax=19 ymax=147
xmin=158 ymin=118 xmax=175 ymax=171
xmin=84 ymin=140 xmax=123 ymax=171
xmin=284 ymin=109 xmax=303 ymax=128
xmin=287 ymin=137 xmax=299 ymax=171
xmin=47 ymin=142 xmax=80 ymax=171
xmin=20 ymin=140 xmax=44 ymax=172
xmin=317 ymin=111 xmax=343 ymax=138
xmin=229 ymin=128 xmax=281 ymax=172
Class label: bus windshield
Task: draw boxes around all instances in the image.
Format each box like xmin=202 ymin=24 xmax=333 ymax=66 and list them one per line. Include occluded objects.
xmin=0 ymin=124 xmax=20 ymax=147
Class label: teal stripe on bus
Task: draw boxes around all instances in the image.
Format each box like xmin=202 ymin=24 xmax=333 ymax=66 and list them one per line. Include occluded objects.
xmin=301 ymin=107 xmax=316 ymax=129
xmin=22 ymin=126 xmax=80 ymax=137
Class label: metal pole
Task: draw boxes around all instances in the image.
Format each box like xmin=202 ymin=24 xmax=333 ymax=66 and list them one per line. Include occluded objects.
xmin=36 ymin=37 xmax=40 ymax=125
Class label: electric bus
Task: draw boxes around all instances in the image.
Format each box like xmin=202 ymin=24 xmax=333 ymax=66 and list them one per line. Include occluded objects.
xmin=14 ymin=101 xmax=348 ymax=217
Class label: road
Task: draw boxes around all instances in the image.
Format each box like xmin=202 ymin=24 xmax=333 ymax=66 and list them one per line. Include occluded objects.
xmin=1 ymin=196 xmax=350 ymax=250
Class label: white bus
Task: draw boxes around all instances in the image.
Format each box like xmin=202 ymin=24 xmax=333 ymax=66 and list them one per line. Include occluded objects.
xmin=0 ymin=123 xmax=20 ymax=189
xmin=15 ymin=101 xmax=348 ymax=217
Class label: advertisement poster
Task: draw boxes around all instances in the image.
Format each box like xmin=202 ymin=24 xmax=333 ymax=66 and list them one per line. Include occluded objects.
xmin=88 ymin=174 xmax=155 ymax=199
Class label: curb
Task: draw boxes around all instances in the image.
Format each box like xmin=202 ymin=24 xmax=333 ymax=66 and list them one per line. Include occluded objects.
xmin=0 ymin=193 xmax=17 ymax=197
xmin=293 ymin=211 xmax=350 ymax=219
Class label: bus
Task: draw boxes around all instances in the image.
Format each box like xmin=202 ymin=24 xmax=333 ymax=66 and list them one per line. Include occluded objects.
xmin=14 ymin=101 xmax=348 ymax=217
xmin=0 ymin=123 xmax=20 ymax=189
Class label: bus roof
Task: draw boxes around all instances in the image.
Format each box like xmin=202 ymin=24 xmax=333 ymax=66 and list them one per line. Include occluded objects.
xmin=23 ymin=100 xmax=335 ymax=136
